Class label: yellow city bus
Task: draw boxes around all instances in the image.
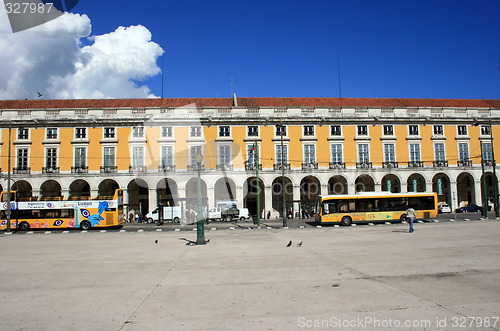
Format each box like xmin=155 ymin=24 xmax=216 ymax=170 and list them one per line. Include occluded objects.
xmin=0 ymin=189 xmax=125 ymax=231
xmin=315 ymin=192 xmax=438 ymax=226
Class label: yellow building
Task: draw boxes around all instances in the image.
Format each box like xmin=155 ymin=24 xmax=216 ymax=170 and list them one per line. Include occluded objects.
xmin=0 ymin=97 xmax=499 ymax=218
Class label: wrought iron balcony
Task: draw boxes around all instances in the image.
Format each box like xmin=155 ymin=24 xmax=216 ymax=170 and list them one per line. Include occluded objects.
xmin=42 ymin=167 xmax=60 ymax=174
xmin=301 ymin=162 xmax=318 ymax=170
xmin=382 ymin=162 xmax=399 ymax=168
xmin=129 ymin=166 xmax=146 ymax=173
xmin=356 ymin=162 xmax=372 ymax=169
xmin=14 ymin=167 xmax=31 ymax=174
xmin=484 ymin=160 xmax=496 ymax=167
xmin=216 ymin=164 xmax=233 ymax=171
xmin=433 ymin=160 xmax=448 ymax=167
xmin=273 ymin=163 xmax=290 ymax=170
xmin=245 ymin=163 xmax=262 ymax=171
xmin=100 ymin=166 xmax=117 ymax=173
xmin=71 ymin=166 xmax=88 ymax=173
xmin=457 ymin=159 xmax=472 ymax=167
xmin=408 ymin=161 xmax=424 ymax=168
xmin=187 ymin=164 xmax=205 ymax=171
xmin=329 ymin=162 xmax=346 ymax=169
xmin=158 ymin=165 xmax=176 ymax=172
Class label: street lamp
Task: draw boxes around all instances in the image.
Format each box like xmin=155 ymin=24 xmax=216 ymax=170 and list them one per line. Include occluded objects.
xmin=194 ymin=152 xmax=206 ymax=245
xmin=275 ymin=123 xmax=287 ymax=228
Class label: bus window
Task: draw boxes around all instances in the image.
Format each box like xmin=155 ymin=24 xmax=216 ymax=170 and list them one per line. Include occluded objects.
xmin=389 ymin=198 xmax=407 ymax=211
xmin=322 ymin=202 xmax=337 ymax=215
xmin=356 ymin=199 xmax=375 ymax=212
xmin=1 ymin=192 xmax=15 ymax=202
xmin=337 ymin=200 xmax=355 ymax=213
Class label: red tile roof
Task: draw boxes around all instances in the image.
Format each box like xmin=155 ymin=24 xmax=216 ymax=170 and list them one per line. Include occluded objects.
xmin=0 ymin=97 xmax=499 ymax=109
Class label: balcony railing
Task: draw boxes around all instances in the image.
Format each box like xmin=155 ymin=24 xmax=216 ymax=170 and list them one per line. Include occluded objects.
xmin=72 ymin=166 xmax=88 ymax=173
xmin=273 ymin=163 xmax=290 ymax=170
xmin=216 ymin=164 xmax=233 ymax=171
xmin=457 ymin=159 xmax=472 ymax=167
xmin=43 ymin=167 xmax=60 ymax=174
xmin=14 ymin=167 xmax=31 ymax=174
xmin=158 ymin=165 xmax=176 ymax=172
xmin=433 ymin=160 xmax=448 ymax=168
xmin=245 ymin=163 xmax=262 ymax=171
xmin=100 ymin=166 xmax=117 ymax=173
xmin=302 ymin=162 xmax=318 ymax=170
xmin=356 ymin=162 xmax=372 ymax=169
xmin=382 ymin=162 xmax=399 ymax=168
xmin=129 ymin=166 xmax=146 ymax=173
xmin=187 ymin=164 xmax=205 ymax=171
xmin=484 ymin=160 xmax=496 ymax=167
xmin=408 ymin=161 xmax=424 ymax=168
xmin=329 ymin=162 xmax=346 ymax=169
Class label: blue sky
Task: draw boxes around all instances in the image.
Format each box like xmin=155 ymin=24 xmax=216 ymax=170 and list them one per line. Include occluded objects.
xmin=3 ymin=0 xmax=500 ymax=100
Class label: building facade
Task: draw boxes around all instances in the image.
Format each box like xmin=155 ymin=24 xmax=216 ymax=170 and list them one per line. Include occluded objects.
xmin=0 ymin=97 xmax=499 ymax=218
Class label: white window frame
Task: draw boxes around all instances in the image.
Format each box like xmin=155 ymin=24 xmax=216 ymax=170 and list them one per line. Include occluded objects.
xmin=103 ymin=146 xmax=116 ymax=167
xmin=358 ymin=144 xmax=370 ymax=163
xmin=160 ymin=145 xmax=174 ymax=166
xmin=384 ymin=143 xmax=395 ymax=163
xmin=331 ymin=144 xmax=343 ymax=163
xmin=434 ymin=143 xmax=446 ymax=161
xmin=409 ymin=143 xmax=421 ymax=162
xmin=304 ymin=144 xmax=315 ymax=163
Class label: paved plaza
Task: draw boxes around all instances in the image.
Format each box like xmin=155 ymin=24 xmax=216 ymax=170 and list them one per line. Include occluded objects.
xmin=1 ymin=219 xmax=499 ymax=330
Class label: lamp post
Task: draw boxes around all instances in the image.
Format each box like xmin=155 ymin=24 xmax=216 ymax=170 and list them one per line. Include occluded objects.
xmin=194 ymin=152 xmax=206 ymax=245
xmin=276 ymin=123 xmax=287 ymax=228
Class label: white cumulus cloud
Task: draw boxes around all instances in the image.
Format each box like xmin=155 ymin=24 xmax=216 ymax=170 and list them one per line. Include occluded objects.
xmin=0 ymin=7 xmax=163 ymax=100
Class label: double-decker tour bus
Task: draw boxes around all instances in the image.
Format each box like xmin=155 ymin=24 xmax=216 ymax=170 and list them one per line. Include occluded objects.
xmin=315 ymin=192 xmax=438 ymax=226
xmin=1 ymin=189 xmax=125 ymax=231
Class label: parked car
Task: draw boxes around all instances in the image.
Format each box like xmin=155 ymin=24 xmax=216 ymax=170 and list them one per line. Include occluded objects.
xmin=438 ymin=204 xmax=452 ymax=213
xmin=455 ymin=204 xmax=483 ymax=213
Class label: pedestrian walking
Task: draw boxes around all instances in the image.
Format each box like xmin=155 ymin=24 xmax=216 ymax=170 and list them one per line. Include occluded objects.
xmin=406 ymin=207 xmax=416 ymax=233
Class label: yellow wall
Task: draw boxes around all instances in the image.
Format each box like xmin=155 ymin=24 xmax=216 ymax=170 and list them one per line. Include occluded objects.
xmin=0 ymin=123 xmax=498 ymax=172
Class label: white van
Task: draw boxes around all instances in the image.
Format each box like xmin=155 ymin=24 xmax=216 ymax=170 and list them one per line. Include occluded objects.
xmin=146 ymin=206 xmax=182 ymax=223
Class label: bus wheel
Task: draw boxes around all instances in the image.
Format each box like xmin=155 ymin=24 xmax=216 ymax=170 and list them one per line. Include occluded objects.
xmin=341 ymin=216 xmax=352 ymax=226
xmin=399 ymin=214 xmax=407 ymax=223
xmin=80 ymin=221 xmax=91 ymax=230
xmin=173 ymin=217 xmax=179 ymax=223
xmin=19 ymin=222 xmax=30 ymax=231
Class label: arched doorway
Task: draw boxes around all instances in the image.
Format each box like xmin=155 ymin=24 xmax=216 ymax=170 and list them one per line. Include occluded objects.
xmin=300 ymin=176 xmax=321 ymax=214
xmin=407 ymin=174 xmax=426 ymax=192
xmin=271 ymin=176 xmax=293 ymax=218
xmin=243 ymin=177 xmax=264 ymax=217
xmin=456 ymin=172 xmax=475 ymax=206
xmin=69 ymin=179 xmax=91 ymax=199
xmin=40 ymin=180 xmax=62 ymax=200
xmin=185 ymin=178 xmax=208 ymax=210
xmin=99 ymin=179 xmax=119 ymax=197
xmin=481 ymin=172 xmax=497 ymax=210
xmin=432 ymin=173 xmax=451 ymax=205
xmin=156 ymin=178 xmax=179 ymax=206
xmin=355 ymin=175 xmax=375 ymax=192
xmin=381 ymin=174 xmax=401 ymax=193
xmin=11 ymin=180 xmax=33 ymax=200
xmin=328 ymin=176 xmax=348 ymax=195
xmin=214 ymin=177 xmax=236 ymax=202
xmin=127 ymin=179 xmax=148 ymax=216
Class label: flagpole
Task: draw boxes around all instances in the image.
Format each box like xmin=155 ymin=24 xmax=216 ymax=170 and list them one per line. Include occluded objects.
xmin=254 ymin=141 xmax=260 ymax=227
